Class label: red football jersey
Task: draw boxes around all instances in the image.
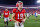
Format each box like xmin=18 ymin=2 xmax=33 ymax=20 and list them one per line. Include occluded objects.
xmin=3 ymin=11 xmax=10 ymax=18
xmin=13 ymin=8 xmax=26 ymax=22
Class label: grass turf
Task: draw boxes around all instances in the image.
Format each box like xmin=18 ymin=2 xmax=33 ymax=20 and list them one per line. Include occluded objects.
xmin=0 ymin=14 xmax=40 ymax=27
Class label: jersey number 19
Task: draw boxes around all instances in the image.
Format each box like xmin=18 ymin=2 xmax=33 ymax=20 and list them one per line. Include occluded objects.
xmin=18 ymin=14 xmax=23 ymax=19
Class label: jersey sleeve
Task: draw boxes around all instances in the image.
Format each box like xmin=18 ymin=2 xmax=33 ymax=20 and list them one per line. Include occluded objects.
xmin=13 ymin=8 xmax=16 ymax=13
xmin=24 ymin=9 xmax=26 ymax=13
xmin=23 ymin=9 xmax=26 ymax=19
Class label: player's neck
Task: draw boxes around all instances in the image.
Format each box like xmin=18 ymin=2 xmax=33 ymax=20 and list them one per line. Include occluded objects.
xmin=18 ymin=8 xmax=22 ymax=10
xmin=5 ymin=11 xmax=8 ymax=12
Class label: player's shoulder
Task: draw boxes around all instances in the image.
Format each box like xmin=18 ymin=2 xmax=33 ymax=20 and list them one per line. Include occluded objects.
xmin=23 ymin=9 xmax=26 ymax=13
xmin=8 ymin=11 xmax=9 ymax=12
xmin=13 ymin=8 xmax=17 ymax=13
xmin=23 ymin=9 xmax=26 ymax=11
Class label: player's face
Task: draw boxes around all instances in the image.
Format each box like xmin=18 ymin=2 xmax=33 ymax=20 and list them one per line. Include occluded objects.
xmin=5 ymin=9 xmax=8 ymax=12
xmin=18 ymin=3 xmax=23 ymax=8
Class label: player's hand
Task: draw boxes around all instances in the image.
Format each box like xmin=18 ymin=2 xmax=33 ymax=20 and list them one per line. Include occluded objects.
xmin=22 ymin=19 xmax=26 ymax=23
xmin=15 ymin=21 xmax=20 ymax=26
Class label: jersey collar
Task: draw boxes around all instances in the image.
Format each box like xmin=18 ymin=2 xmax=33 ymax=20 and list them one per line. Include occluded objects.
xmin=17 ymin=8 xmax=23 ymax=12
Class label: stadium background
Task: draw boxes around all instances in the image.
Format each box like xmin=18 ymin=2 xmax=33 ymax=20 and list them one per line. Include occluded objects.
xmin=0 ymin=0 xmax=40 ymax=27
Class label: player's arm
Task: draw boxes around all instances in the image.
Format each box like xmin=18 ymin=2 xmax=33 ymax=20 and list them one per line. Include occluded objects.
xmin=12 ymin=13 xmax=20 ymax=26
xmin=3 ymin=13 xmax=4 ymax=19
xmin=12 ymin=13 xmax=20 ymax=23
xmin=12 ymin=9 xmax=20 ymax=23
xmin=23 ymin=13 xmax=26 ymax=22
xmin=12 ymin=9 xmax=18 ymax=22
xmin=8 ymin=12 xmax=10 ymax=17
xmin=22 ymin=9 xmax=26 ymax=22
xmin=12 ymin=13 xmax=16 ymax=22
xmin=12 ymin=13 xmax=19 ymax=22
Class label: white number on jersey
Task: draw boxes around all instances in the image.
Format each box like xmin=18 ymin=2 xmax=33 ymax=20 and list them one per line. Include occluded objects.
xmin=5 ymin=13 xmax=8 ymax=15
xmin=18 ymin=14 xmax=23 ymax=19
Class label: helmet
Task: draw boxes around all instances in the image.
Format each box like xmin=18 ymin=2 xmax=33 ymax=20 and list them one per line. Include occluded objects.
xmin=16 ymin=1 xmax=23 ymax=7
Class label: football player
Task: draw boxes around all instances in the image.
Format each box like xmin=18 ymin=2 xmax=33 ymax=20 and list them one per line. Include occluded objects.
xmin=3 ymin=8 xmax=10 ymax=27
xmin=35 ymin=11 xmax=38 ymax=21
xmin=12 ymin=1 xmax=26 ymax=27
xmin=27 ymin=9 xmax=30 ymax=20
